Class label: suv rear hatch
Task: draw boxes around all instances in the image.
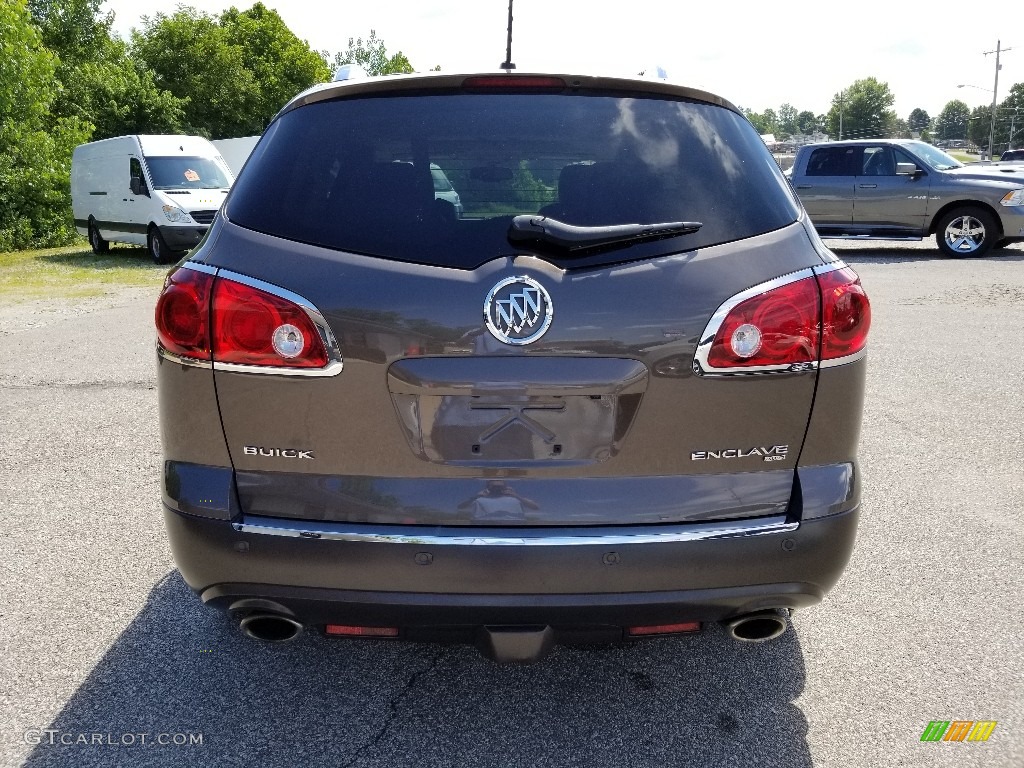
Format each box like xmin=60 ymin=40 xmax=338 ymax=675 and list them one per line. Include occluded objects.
xmin=192 ymin=74 xmax=841 ymax=528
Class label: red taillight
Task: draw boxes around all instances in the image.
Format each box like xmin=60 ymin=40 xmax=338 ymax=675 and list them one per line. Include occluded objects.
xmin=155 ymin=268 xmax=213 ymax=359
xmin=702 ymin=266 xmax=870 ymax=372
xmin=707 ymin=276 xmax=820 ymax=369
xmin=156 ymin=267 xmax=330 ymax=369
xmin=212 ymin=278 xmax=328 ymax=368
xmin=817 ymin=267 xmax=870 ymax=360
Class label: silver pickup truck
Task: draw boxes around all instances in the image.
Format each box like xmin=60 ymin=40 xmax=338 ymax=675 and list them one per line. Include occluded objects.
xmin=788 ymin=139 xmax=1024 ymax=257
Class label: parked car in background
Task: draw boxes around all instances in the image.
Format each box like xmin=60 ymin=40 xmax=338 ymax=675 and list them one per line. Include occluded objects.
xmin=156 ymin=70 xmax=871 ymax=663
xmin=789 ymin=139 xmax=1024 ymax=257
xmin=72 ymin=135 xmax=234 ymax=263
xmin=1001 ymin=149 xmax=1024 ymax=162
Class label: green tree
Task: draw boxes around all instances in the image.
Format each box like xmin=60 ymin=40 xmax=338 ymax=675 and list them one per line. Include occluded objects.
xmin=796 ymin=111 xmax=818 ymax=134
xmin=825 ymin=78 xmax=896 ymax=139
xmin=777 ymin=103 xmax=797 ymax=137
xmin=742 ymin=108 xmax=772 ymax=135
xmin=935 ymin=100 xmax=970 ymax=141
xmin=0 ymin=0 xmax=91 ymax=250
xmin=908 ymin=108 xmax=930 ymax=133
xmin=891 ymin=117 xmax=910 ymax=139
xmin=332 ymin=29 xmax=414 ymax=76
xmin=995 ymin=82 xmax=1023 ymax=151
xmin=133 ymin=3 xmax=330 ymax=138
xmin=30 ymin=0 xmax=184 ymax=139
xmin=219 ymin=4 xmax=331 ymax=124
xmin=968 ymin=105 xmax=990 ymax=149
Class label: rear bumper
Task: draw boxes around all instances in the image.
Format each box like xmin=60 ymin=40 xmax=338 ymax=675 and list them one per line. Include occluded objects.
xmin=164 ymin=502 xmax=859 ymax=629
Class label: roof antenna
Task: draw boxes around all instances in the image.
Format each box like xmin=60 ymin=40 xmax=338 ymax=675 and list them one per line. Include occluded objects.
xmin=500 ymin=0 xmax=516 ymax=70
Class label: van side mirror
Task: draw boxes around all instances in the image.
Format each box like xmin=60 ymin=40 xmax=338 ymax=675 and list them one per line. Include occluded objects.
xmin=130 ymin=177 xmax=148 ymax=196
xmin=896 ymin=162 xmax=919 ymax=177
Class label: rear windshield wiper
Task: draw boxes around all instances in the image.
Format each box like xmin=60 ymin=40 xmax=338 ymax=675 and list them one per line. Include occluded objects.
xmin=508 ymin=215 xmax=702 ymax=253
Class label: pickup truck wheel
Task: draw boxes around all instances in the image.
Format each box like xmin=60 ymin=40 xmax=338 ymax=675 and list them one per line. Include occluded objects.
xmin=936 ymin=207 xmax=998 ymax=258
xmin=88 ymin=220 xmax=109 ymax=254
xmin=148 ymin=226 xmax=174 ymax=264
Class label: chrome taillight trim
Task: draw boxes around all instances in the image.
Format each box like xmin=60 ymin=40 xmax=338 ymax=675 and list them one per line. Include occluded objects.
xmin=156 ymin=346 xmax=212 ymax=369
xmin=820 ymin=348 xmax=867 ymax=369
xmin=233 ymin=515 xmax=798 ymax=546
xmin=156 ymin=261 xmax=344 ymax=377
xmin=179 ymin=260 xmax=218 ymax=276
xmin=692 ymin=261 xmax=857 ymax=377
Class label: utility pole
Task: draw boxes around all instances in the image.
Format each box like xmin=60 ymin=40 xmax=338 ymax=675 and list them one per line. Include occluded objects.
xmin=838 ymin=91 xmax=845 ymax=140
xmin=982 ymin=40 xmax=1013 ymax=160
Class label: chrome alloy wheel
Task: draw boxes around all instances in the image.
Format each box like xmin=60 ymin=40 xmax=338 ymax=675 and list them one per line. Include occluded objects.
xmin=943 ymin=214 xmax=987 ymax=255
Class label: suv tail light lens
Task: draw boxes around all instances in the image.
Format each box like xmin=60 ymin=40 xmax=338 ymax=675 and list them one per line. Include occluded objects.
xmin=156 ymin=266 xmax=338 ymax=373
xmin=697 ymin=264 xmax=870 ymax=374
xmin=817 ymin=267 xmax=870 ymax=360
xmin=706 ymin=276 xmax=820 ymax=369
xmin=156 ymin=268 xmax=214 ymax=360
xmin=212 ymin=278 xmax=328 ymax=368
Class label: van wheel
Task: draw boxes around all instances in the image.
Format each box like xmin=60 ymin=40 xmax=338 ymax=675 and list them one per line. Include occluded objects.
xmin=148 ymin=227 xmax=173 ymax=264
xmin=936 ymin=207 xmax=998 ymax=258
xmin=88 ymin=220 xmax=109 ymax=254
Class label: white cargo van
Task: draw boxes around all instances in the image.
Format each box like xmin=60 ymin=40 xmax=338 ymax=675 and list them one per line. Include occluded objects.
xmin=71 ymin=135 xmax=234 ymax=263
xmin=211 ymin=136 xmax=260 ymax=177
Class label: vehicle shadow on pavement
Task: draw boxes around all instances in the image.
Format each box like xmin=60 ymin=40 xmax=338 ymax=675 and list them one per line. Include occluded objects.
xmin=25 ymin=571 xmax=811 ymax=768
xmin=37 ymin=247 xmax=163 ymax=270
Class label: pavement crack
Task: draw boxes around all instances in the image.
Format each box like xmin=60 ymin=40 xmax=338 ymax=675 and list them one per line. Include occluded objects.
xmin=339 ymin=647 xmax=446 ymax=768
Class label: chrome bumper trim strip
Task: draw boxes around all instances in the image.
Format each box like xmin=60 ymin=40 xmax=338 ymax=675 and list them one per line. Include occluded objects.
xmin=233 ymin=516 xmax=799 ymax=546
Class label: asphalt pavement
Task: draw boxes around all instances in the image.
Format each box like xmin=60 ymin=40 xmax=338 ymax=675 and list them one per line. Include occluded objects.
xmin=1 ymin=241 xmax=1022 ymax=767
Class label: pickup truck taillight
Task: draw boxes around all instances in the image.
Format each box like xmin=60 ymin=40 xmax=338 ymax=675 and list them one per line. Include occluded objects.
xmin=156 ymin=266 xmax=339 ymax=372
xmin=697 ymin=264 xmax=870 ymax=374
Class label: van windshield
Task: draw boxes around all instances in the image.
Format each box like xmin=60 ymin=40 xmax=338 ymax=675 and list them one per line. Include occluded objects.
xmin=147 ymin=156 xmax=231 ymax=190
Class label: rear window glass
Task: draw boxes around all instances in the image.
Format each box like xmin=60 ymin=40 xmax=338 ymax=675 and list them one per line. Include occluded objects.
xmin=227 ymin=91 xmax=799 ymax=269
xmin=806 ymin=146 xmax=855 ymax=176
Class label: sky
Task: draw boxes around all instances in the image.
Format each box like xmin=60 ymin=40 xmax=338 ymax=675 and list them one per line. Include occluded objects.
xmin=103 ymin=0 xmax=1021 ymax=121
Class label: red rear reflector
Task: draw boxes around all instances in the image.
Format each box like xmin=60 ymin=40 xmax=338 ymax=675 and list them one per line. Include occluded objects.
xmin=462 ymin=75 xmax=566 ymax=89
xmin=707 ymin=276 xmax=821 ymax=369
xmin=155 ymin=268 xmax=213 ymax=359
xmin=325 ymin=625 xmax=400 ymax=638
xmin=628 ymin=622 xmax=702 ymax=637
xmin=817 ymin=267 xmax=871 ymax=360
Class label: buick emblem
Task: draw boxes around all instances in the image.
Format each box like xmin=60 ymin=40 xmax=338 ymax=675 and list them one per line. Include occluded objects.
xmin=483 ymin=276 xmax=553 ymax=345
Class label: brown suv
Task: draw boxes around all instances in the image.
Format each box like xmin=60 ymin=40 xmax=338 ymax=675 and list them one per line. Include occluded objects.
xmin=155 ymin=71 xmax=871 ymax=662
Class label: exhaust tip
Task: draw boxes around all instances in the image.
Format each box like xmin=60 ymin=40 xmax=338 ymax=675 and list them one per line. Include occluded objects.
xmin=725 ymin=610 xmax=788 ymax=643
xmin=239 ymin=613 xmax=304 ymax=643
